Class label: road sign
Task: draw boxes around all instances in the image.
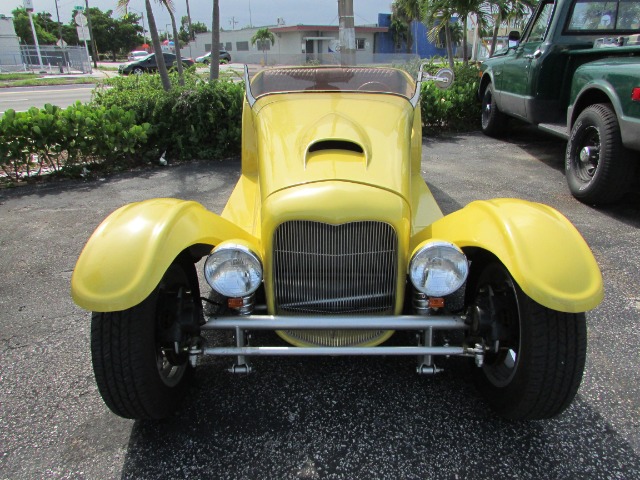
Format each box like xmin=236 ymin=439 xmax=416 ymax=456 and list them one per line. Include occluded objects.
xmin=23 ymin=0 xmax=34 ymax=12
xmin=77 ymin=25 xmax=90 ymax=41
xmin=74 ymin=6 xmax=85 ymax=11
xmin=75 ymin=13 xmax=87 ymax=28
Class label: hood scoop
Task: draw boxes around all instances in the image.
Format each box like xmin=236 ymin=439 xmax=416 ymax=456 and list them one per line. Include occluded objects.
xmin=301 ymin=113 xmax=370 ymax=168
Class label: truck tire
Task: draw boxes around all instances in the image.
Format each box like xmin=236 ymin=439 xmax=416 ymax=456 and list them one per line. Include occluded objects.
xmin=566 ymin=103 xmax=636 ymax=204
xmin=91 ymin=259 xmax=200 ymax=420
xmin=481 ymin=83 xmax=507 ymax=137
xmin=469 ymin=261 xmax=586 ymax=420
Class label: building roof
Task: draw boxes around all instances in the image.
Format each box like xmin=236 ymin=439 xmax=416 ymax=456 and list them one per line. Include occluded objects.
xmin=271 ymin=25 xmax=387 ymax=34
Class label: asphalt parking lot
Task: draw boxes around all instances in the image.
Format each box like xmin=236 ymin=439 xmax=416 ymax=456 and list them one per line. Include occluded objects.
xmin=1 ymin=128 xmax=639 ymax=479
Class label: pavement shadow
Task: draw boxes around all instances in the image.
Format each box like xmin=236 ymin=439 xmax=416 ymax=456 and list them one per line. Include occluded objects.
xmin=120 ymin=346 xmax=640 ymax=479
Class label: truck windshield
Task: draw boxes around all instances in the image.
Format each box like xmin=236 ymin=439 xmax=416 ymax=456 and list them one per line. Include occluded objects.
xmin=567 ymin=0 xmax=640 ymax=32
xmin=249 ymin=67 xmax=416 ymax=100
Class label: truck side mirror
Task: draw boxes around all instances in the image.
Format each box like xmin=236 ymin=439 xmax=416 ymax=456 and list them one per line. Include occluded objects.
xmin=508 ymin=30 xmax=521 ymax=49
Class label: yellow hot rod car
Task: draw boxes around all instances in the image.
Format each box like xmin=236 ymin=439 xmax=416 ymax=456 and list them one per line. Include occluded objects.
xmin=71 ymin=65 xmax=603 ymax=421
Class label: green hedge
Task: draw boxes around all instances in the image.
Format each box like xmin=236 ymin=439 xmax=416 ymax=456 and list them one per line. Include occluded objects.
xmin=417 ymin=59 xmax=481 ymax=134
xmin=1 ymin=66 xmax=480 ymax=183
xmin=92 ymin=72 xmax=244 ymax=160
xmin=0 ymin=103 xmax=150 ymax=181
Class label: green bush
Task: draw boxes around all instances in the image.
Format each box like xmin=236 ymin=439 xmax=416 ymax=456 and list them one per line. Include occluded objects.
xmin=0 ymin=103 xmax=150 ymax=181
xmin=92 ymin=71 xmax=244 ymax=160
xmin=418 ymin=60 xmax=481 ymax=134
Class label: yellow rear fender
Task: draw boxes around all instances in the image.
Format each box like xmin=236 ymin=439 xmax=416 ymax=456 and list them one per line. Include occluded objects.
xmin=411 ymin=199 xmax=603 ymax=313
xmin=71 ymin=198 xmax=260 ymax=313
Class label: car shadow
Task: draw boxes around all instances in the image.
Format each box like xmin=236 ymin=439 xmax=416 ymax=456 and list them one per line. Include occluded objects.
xmin=120 ymin=346 xmax=640 ymax=479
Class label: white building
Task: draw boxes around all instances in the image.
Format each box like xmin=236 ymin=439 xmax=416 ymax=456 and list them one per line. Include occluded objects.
xmin=181 ymin=24 xmax=387 ymax=65
xmin=0 ymin=14 xmax=22 ymax=69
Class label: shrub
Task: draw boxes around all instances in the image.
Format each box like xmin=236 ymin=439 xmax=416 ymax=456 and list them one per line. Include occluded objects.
xmin=0 ymin=103 xmax=150 ymax=182
xmin=395 ymin=58 xmax=481 ymax=134
xmin=92 ymin=71 xmax=244 ymax=160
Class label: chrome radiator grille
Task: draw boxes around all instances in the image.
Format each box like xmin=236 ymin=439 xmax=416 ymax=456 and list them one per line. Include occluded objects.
xmin=272 ymin=221 xmax=398 ymax=315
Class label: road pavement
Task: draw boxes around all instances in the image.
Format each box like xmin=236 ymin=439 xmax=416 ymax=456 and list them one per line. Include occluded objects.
xmin=0 ymin=84 xmax=98 ymax=115
xmin=0 ymin=128 xmax=639 ymax=479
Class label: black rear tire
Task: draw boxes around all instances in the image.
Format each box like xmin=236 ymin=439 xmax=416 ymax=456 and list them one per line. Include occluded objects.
xmin=469 ymin=262 xmax=587 ymax=420
xmin=565 ymin=103 xmax=636 ymax=205
xmin=91 ymin=258 xmax=200 ymax=420
xmin=481 ymin=83 xmax=507 ymax=137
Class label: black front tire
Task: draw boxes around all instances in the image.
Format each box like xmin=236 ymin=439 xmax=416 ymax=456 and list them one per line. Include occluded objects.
xmin=565 ymin=103 xmax=636 ymax=205
xmin=91 ymin=258 xmax=200 ymax=420
xmin=481 ymin=83 xmax=507 ymax=137
xmin=469 ymin=262 xmax=587 ymax=420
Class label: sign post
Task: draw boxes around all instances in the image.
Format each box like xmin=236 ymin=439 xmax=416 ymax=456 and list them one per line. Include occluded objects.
xmin=75 ymin=12 xmax=92 ymax=73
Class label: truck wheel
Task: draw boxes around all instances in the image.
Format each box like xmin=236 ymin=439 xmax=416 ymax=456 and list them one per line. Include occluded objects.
xmin=481 ymin=83 xmax=507 ymax=137
xmin=91 ymin=258 xmax=201 ymax=420
xmin=566 ymin=103 xmax=636 ymax=204
xmin=469 ymin=261 xmax=586 ymax=420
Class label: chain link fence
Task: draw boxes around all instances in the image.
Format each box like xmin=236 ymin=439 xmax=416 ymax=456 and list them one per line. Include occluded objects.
xmin=0 ymin=45 xmax=91 ymax=74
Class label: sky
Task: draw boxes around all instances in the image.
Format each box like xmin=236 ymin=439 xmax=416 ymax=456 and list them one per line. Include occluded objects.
xmin=2 ymin=1 xmax=394 ymax=33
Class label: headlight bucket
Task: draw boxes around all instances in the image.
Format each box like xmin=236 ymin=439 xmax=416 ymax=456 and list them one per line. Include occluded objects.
xmin=204 ymin=243 xmax=263 ymax=297
xmin=409 ymin=240 xmax=468 ymax=297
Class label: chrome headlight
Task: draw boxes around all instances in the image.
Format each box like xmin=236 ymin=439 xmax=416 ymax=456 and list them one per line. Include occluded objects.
xmin=409 ymin=240 xmax=468 ymax=296
xmin=204 ymin=244 xmax=262 ymax=297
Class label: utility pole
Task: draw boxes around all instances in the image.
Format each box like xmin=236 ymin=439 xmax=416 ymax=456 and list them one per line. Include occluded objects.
xmin=23 ymin=0 xmax=44 ymax=71
xmin=54 ymin=0 xmax=63 ymax=46
xmin=338 ymin=0 xmax=356 ymax=65
xmin=84 ymin=0 xmax=98 ymax=69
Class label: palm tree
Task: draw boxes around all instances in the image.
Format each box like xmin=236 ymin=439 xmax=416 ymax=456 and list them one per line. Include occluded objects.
xmin=118 ymin=0 xmax=171 ymax=91
xmin=209 ymin=0 xmax=219 ymax=80
xmin=251 ymin=27 xmax=275 ymax=66
xmin=159 ymin=0 xmax=186 ymax=86
xmin=423 ymin=0 xmax=457 ymax=68
xmin=452 ymin=0 xmax=489 ymax=64
xmin=392 ymin=0 xmax=422 ymax=54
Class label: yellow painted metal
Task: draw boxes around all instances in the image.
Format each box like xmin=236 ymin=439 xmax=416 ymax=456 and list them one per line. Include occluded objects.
xmin=71 ymin=198 xmax=260 ymax=312
xmin=251 ymin=93 xmax=414 ymax=203
xmin=410 ymin=199 xmax=604 ymax=313
xmin=72 ymin=67 xmax=603 ymax=329
xmin=260 ymin=181 xmax=412 ymax=315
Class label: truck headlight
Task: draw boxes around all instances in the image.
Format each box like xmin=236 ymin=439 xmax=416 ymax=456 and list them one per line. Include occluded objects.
xmin=204 ymin=244 xmax=262 ymax=297
xmin=409 ymin=240 xmax=468 ymax=296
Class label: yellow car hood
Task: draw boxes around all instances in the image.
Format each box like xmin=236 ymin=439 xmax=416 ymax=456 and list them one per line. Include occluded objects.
xmin=251 ymin=93 xmax=414 ymax=201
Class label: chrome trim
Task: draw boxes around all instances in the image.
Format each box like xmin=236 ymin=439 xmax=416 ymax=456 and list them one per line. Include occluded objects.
xmin=204 ymin=346 xmax=466 ymax=356
xmin=202 ymin=315 xmax=468 ymax=330
xmin=272 ymin=220 xmax=398 ymax=315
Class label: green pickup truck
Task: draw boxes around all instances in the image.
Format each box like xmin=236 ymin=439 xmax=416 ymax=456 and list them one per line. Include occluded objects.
xmin=479 ymin=0 xmax=640 ymax=204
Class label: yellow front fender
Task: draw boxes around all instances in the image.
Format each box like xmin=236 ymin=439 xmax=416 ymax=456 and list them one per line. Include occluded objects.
xmin=411 ymin=199 xmax=603 ymax=313
xmin=71 ymin=198 xmax=260 ymax=312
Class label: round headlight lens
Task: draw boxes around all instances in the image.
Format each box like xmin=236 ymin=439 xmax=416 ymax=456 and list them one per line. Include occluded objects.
xmin=409 ymin=241 xmax=468 ymax=297
xmin=204 ymin=245 xmax=262 ymax=297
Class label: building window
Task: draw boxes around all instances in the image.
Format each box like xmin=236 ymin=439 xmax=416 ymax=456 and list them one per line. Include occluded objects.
xmin=205 ymin=43 xmax=211 ymax=52
xmin=219 ymin=43 xmax=224 ymax=50
xmin=236 ymin=41 xmax=249 ymax=51
xmin=225 ymin=42 xmax=232 ymax=51
xmin=356 ymin=38 xmax=366 ymax=50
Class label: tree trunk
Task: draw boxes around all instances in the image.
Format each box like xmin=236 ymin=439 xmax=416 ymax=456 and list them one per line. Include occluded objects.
xmin=146 ymin=0 xmax=171 ymax=91
xmin=490 ymin=12 xmax=501 ymax=57
xmin=445 ymin=23 xmax=455 ymax=70
xmin=209 ymin=0 xmax=219 ymax=80
xmin=185 ymin=0 xmax=194 ymax=40
xmin=462 ymin=16 xmax=468 ymax=65
xmin=168 ymin=8 xmax=184 ymax=86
